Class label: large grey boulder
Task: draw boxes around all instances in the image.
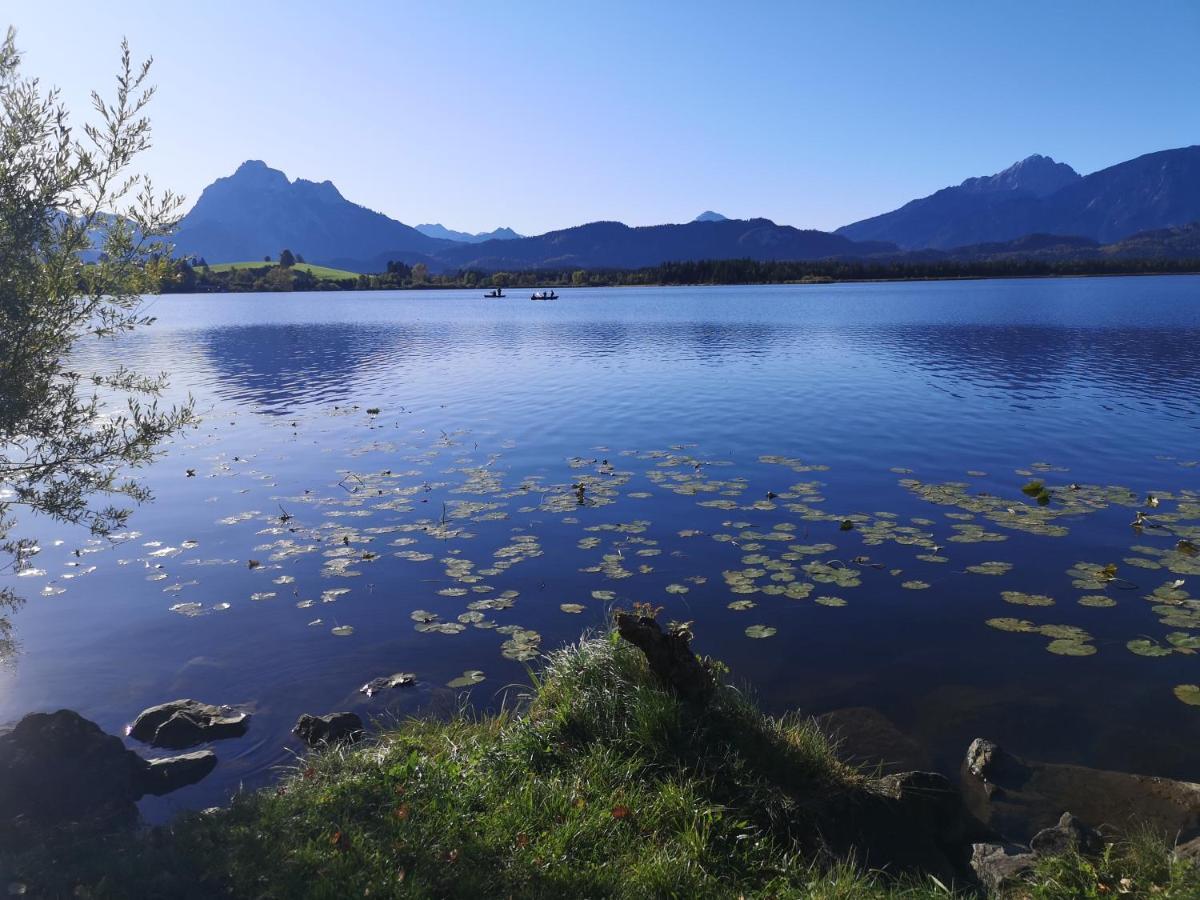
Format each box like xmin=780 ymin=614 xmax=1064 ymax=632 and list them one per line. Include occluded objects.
xmin=0 ymin=709 xmax=217 ymax=841
xmin=962 ymin=737 xmax=1200 ymax=843
xmin=129 ymin=699 xmax=249 ymax=749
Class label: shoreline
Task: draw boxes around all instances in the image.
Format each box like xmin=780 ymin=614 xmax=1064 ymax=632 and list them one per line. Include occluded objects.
xmin=161 ymin=266 xmax=1200 ymax=295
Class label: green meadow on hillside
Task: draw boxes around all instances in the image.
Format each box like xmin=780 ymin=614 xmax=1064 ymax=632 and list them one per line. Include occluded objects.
xmin=200 ymin=261 xmax=361 ymax=280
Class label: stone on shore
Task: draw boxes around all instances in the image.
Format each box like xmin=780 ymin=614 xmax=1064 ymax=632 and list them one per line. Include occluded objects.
xmin=970 ymin=841 xmax=1036 ymax=893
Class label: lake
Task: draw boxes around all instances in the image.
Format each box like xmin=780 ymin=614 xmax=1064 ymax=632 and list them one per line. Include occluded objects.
xmin=3 ymin=276 xmax=1200 ymax=819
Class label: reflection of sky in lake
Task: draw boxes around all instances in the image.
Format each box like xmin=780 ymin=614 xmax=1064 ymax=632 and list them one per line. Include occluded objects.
xmin=2 ymin=276 xmax=1199 ymax=818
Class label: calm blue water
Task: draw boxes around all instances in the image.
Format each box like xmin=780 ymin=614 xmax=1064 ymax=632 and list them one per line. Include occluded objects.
xmin=3 ymin=277 xmax=1200 ymax=818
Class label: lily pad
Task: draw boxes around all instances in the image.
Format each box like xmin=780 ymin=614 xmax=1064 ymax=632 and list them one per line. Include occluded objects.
xmin=1046 ymin=639 xmax=1096 ymax=656
xmin=744 ymin=625 xmax=777 ymax=639
xmin=1173 ymin=684 xmax=1200 ymax=706
xmin=447 ymin=670 xmax=486 ymax=689
xmin=1127 ymin=639 xmax=1173 ymax=658
xmin=1002 ymin=591 xmax=1055 ymax=607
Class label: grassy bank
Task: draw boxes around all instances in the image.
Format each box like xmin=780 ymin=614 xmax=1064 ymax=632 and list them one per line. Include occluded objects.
xmin=4 ymin=630 xmax=1197 ymax=898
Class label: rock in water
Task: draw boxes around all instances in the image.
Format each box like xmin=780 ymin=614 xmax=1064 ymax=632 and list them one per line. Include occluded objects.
xmin=293 ymin=712 xmax=364 ymax=747
xmin=142 ymin=750 xmax=219 ymax=796
xmin=0 ymin=709 xmax=217 ymax=841
xmin=129 ymin=699 xmax=249 ymax=749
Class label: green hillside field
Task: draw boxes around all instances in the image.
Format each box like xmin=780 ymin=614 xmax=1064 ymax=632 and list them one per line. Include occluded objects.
xmin=199 ymin=261 xmax=361 ymax=279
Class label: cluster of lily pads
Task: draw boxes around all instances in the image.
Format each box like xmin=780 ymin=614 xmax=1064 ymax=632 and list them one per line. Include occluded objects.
xmin=12 ymin=403 xmax=1200 ymax=710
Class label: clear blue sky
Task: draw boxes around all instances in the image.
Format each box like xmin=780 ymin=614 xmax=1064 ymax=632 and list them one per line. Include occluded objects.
xmin=9 ymin=1 xmax=1199 ymax=235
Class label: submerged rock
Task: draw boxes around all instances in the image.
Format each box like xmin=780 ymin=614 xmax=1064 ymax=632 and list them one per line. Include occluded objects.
xmin=129 ymin=699 xmax=249 ymax=749
xmin=962 ymin=737 xmax=1200 ymax=843
xmin=817 ymin=706 xmax=933 ymax=775
xmin=0 ymin=709 xmax=217 ymax=840
xmin=293 ymin=712 xmax=364 ymax=747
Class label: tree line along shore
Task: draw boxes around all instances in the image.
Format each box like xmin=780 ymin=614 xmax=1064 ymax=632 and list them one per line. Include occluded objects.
xmin=156 ymin=255 xmax=1200 ymax=294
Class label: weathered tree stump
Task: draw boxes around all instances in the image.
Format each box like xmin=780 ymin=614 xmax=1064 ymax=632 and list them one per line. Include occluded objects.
xmin=615 ymin=613 xmax=713 ymax=704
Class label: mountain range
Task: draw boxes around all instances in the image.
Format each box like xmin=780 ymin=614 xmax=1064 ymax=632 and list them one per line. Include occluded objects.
xmin=414 ymin=223 xmax=522 ymax=243
xmin=837 ymin=147 xmax=1200 ymax=249
xmin=171 ymin=147 xmax=1200 ymax=272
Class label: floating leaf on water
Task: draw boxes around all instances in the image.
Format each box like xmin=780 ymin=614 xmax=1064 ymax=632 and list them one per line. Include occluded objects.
xmin=560 ymin=603 xmax=586 ymax=614
xmin=446 ymin=670 xmax=485 ymax=689
xmin=727 ymin=599 xmax=756 ymax=611
xmin=1078 ymin=595 xmax=1117 ymax=608
xmin=250 ymin=592 xmax=276 ymax=601
xmin=986 ymin=617 xmax=1038 ymax=633
xmin=591 ymin=590 xmax=616 ymax=601
xmin=1002 ymin=591 xmax=1055 ymax=607
xmin=966 ymin=561 xmax=1013 ymax=576
xmin=1037 ymin=624 xmax=1091 ymax=641
xmin=1167 ymin=632 xmax=1200 ymax=650
xmin=815 ymin=595 xmax=847 ymax=607
xmin=331 ymin=625 xmax=354 ymax=636
xmin=1046 ymin=639 xmax=1096 ymax=656
xmin=1127 ymin=639 xmax=1173 ymax=658
xmin=212 ymin=602 xmax=231 ymax=611
xmin=169 ymin=602 xmax=204 ymax=617
xmin=411 ymin=610 xmax=438 ymax=623
xmin=665 ymin=584 xmax=689 ymax=595
xmin=745 ymin=625 xmax=777 ymax=639
xmin=901 ymin=580 xmax=929 ymax=590
xmin=1173 ymin=684 xmax=1200 ymax=706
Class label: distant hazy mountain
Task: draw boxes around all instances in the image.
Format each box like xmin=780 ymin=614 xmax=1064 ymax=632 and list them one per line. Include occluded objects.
xmin=427 ymin=218 xmax=895 ymax=271
xmin=838 ymin=147 xmax=1200 ymax=249
xmin=415 ymin=223 xmax=522 ymax=243
xmin=692 ymin=211 xmax=729 ymax=223
xmin=173 ymin=160 xmax=450 ymax=265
